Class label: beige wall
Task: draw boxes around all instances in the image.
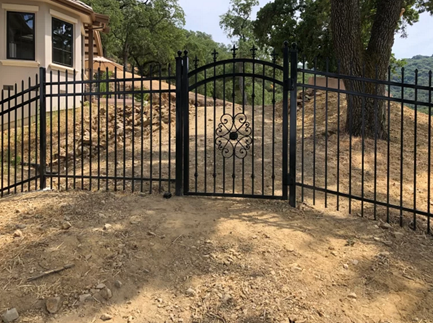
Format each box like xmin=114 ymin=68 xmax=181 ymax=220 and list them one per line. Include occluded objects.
xmin=0 ymin=0 xmax=86 ymax=127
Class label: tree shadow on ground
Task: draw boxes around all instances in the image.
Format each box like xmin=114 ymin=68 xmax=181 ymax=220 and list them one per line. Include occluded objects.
xmin=0 ymin=191 xmax=432 ymax=323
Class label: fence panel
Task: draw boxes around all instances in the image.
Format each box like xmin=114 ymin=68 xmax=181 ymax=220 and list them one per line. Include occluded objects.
xmin=0 ymin=75 xmax=41 ymax=196
xmin=44 ymin=67 xmax=177 ymax=194
xmin=296 ymin=61 xmax=433 ymax=232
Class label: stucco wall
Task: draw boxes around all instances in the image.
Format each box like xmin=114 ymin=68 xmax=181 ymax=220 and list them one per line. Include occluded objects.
xmin=0 ymin=0 xmax=85 ymax=127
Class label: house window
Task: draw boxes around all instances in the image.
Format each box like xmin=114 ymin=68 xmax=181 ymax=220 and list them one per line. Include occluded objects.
xmin=7 ymin=12 xmax=35 ymax=60
xmin=52 ymin=17 xmax=73 ymax=67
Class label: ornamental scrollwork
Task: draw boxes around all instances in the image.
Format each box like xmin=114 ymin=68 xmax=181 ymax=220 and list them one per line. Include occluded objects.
xmin=215 ymin=113 xmax=252 ymax=159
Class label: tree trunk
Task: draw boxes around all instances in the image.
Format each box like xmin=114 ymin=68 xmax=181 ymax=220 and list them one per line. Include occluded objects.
xmin=237 ymin=62 xmax=248 ymax=105
xmin=331 ymin=0 xmax=404 ymax=139
xmin=345 ymin=77 xmax=387 ymax=139
xmin=123 ymin=43 xmax=129 ymax=71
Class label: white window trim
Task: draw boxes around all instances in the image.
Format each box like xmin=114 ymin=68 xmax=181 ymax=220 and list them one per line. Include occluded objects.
xmin=49 ymin=63 xmax=78 ymax=74
xmin=2 ymin=4 xmax=39 ymax=12
xmin=50 ymin=9 xmax=78 ymax=24
xmin=0 ymin=60 xmax=40 ymax=67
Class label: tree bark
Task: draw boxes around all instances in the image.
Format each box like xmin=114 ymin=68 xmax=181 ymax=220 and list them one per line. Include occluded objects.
xmin=123 ymin=43 xmax=129 ymax=71
xmin=331 ymin=0 xmax=404 ymax=139
xmin=237 ymin=62 xmax=248 ymax=105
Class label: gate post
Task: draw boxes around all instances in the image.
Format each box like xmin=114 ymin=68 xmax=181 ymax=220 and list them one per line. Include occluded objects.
xmin=175 ymin=52 xmax=184 ymax=196
xmin=182 ymin=51 xmax=190 ymax=195
xmin=289 ymin=44 xmax=298 ymax=207
xmin=39 ymin=67 xmax=47 ymax=190
xmin=282 ymin=42 xmax=289 ymax=200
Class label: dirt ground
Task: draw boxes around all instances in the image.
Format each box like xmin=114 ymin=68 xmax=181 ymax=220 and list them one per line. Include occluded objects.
xmin=0 ymin=190 xmax=432 ymax=323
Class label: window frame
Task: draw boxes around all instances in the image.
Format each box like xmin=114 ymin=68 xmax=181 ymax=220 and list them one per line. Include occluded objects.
xmin=52 ymin=17 xmax=74 ymax=68
xmin=6 ymin=11 xmax=36 ymax=61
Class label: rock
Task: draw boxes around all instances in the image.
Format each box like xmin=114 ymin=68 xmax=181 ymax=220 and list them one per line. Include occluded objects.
xmin=100 ymin=313 xmax=113 ymax=321
xmin=221 ymin=294 xmax=232 ymax=304
xmin=348 ymin=293 xmax=357 ymax=299
xmin=13 ymin=230 xmax=23 ymax=238
xmin=2 ymin=308 xmax=19 ymax=322
xmin=186 ymin=288 xmax=196 ymax=297
xmin=391 ymin=231 xmax=404 ymax=239
xmin=379 ymin=222 xmax=392 ymax=230
xmin=103 ymin=224 xmax=112 ymax=230
xmin=46 ymin=297 xmax=61 ymax=314
xmin=291 ymin=264 xmax=303 ymax=272
xmin=79 ymin=294 xmax=92 ymax=303
xmin=352 ymin=260 xmax=359 ymax=266
xmin=99 ymin=287 xmax=112 ymax=300
xmin=15 ymin=224 xmax=26 ymax=230
xmin=382 ymin=240 xmax=393 ymax=247
xmin=147 ymin=231 xmax=156 ymax=237
xmin=114 ymin=280 xmax=123 ymax=289
xmin=61 ymin=221 xmax=72 ymax=230
xmin=343 ymin=264 xmax=349 ymax=270
xmin=96 ymin=283 xmax=106 ymax=289
xmin=129 ymin=217 xmax=140 ymax=225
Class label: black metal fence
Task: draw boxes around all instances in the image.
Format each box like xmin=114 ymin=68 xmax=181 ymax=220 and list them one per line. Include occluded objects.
xmin=0 ymin=44 xmax=432 ymax=233
xmin=296 ymin=59 xmax=432 ymax=232
xmin=1 ymin=66 xmax=177 ymax=196
xmin=0 ymin=76 xmax=41 ymax=196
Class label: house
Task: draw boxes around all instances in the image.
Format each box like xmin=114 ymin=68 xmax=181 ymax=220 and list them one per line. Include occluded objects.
xmin=0 ymin=0 xmax=108 ymax=84
xmin=0 ymin=0 xmax=109 ymax=126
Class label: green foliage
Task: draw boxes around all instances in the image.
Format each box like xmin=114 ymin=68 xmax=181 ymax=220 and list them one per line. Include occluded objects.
xmin=219 ymin=0 xmax=259 ymax=57
xmin=134 ymin=92 xmax=150 ymax=103
xmin=0 ymin=150 xmax=21 ymax=166
xmin=253 ymin=0 xmax=432 ymax=71
xmin=84 ymin=0 xmax=185 ymax=74
xmin=391 ymin=55 xmax=433 ymax=115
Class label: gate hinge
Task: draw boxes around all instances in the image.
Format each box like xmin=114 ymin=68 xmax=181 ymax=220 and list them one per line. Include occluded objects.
xmin=286 ymin=79 xmax=295 ymax=91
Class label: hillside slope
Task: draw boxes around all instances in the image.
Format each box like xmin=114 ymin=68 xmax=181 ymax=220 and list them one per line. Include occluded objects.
xmin=391 ymin=55 xmax=433 ymax=114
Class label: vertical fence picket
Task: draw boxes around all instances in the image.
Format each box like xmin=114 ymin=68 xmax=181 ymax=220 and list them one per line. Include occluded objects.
xmin=337 ymin=61 xmax=341 ymax=211
xmin=289 ymin=44 xmax=298 ymax=207
xmin=428 ymin=71 xmax=432 ymax=234
xmin=131 ymin=66 xmax=135 ymax=193
xmin=413 ymin=70 xmax=419 ymax=230
xmin=39 ymin=68 xmax=47 ymax=190
xmin=65 ymin=70 xmax=69 ymax=190
xmin=400 ymin=68 xmax=405 ymax=227
xmin=1 ymin=90 xmax=3 ymax=197
xmin=182 ymin=51 xmax=190 ymax=195
xmin=175 ymin=51 xmax=183 ymax=196
xmin=387 ymin=67 xmax=391 ymax=222
xmin=282 ymin=42 xmax=289 ymax=201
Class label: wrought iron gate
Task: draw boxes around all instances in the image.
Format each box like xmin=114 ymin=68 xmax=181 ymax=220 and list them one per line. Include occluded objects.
xmin=175 ymin=42 xmax=298 ymax=205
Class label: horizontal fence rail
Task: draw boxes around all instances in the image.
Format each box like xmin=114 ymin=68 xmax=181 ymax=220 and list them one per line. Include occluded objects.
xmin=0 ymin=46 xmax=432 ymax=234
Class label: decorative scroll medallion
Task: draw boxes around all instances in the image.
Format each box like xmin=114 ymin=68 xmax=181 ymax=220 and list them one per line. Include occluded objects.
xmin=215 ymin=113 xmax=252 ymax=159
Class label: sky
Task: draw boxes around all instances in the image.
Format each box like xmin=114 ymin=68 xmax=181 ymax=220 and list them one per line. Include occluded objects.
xmin=178 ymin=0 xmax=433 ymax=59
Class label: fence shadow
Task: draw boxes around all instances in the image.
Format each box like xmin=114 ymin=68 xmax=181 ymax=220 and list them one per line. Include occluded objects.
xmin=0 ymin=192 xmax=432 ymax=322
